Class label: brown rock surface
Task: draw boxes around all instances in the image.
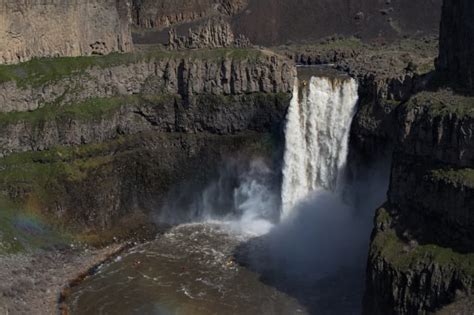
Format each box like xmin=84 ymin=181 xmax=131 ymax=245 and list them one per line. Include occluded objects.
xmin=0 ymin=0 xmax=133 ymax=65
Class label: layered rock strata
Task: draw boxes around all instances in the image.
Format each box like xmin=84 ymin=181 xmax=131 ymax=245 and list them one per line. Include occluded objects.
xmin=0 ymin=48 xmax=293 ymax=231
xmin=363 ymin=91 xmax=474 ymax=314
xmin=0 ymin=50 xmax=293 ymax=114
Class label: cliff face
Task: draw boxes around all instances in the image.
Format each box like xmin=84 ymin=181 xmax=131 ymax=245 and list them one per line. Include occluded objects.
xmin=131 ymin=0 xmax=442 ymax=46
xmin=360 ymin=2 xmax=474 ymax=309
xmin=131 ymin=0 xmax=247 ymax=29
xmin=0 ymin=48 xmax=294 ymax=232
xmin=437 ymin=0 xmax=474 ymax=92
xmin=0 ymin=50 xmax=293 ymax=114
xmin=168 ymin=17 xmax=250 ymax=50
xmin=233 ymin=0 xmax=442 ymax=45
xmin=0 ymin=0 xmax=133 ymax=65
xmin=363 ymin=91 xmax=474 ymax=314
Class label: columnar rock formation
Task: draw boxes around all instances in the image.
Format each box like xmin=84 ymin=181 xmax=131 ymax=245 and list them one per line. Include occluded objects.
xmin=0 ymin=0 xmax=133 ymax=64
xmin=0 ymin=49 xmax=294 ymax=230
xmin=131 ymin=0 xmax=247 ymax=29
xmin=437 ymin=0 xmax=474 ymax=92
xmin=168 ymin=17 xmax=251 ymax=50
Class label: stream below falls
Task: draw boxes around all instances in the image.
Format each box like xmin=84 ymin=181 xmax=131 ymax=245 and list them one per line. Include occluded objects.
xmin=67 ymin=222 xmax=365 ymax=315
xmin=67 ymin=71 xmax=382 ymax=315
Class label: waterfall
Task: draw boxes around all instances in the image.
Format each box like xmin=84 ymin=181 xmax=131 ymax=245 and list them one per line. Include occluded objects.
xmin=281 ymin=75 xmax=359 ymax=219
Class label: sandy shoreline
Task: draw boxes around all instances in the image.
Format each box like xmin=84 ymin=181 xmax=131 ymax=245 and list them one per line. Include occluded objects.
xmin=0 ymin=244 xmax=125 ymax=315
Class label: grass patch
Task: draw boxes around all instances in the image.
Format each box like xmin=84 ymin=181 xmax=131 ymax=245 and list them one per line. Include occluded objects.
xmin=0 ymin=48 xmax=266 ymax=88
xmin=372 ymin=207 xmax=474 ymax=277
xmin=0 ymin=94 xmax=176 ymax=127
xmin=416 ymin=61 xmax=436 ymax=75
xmin=405 ymin=90 xmax=474 ymax=118
xmin=0 ymin=139 xmax=123 ymax=207
xmin=430 ymin=168 xmax=474 ymax=188
xmin=0 ymin=200 xmax=72 ymax=255
xmin=375 ymin=207 xmax=392 ymax=226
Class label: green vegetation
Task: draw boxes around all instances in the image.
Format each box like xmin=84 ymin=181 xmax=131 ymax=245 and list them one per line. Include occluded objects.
xmin=372 ymin=207 xmax=474 ymax=277
xmin=0 ymin=139 xmax=124 ymax=208
xmin=0 ymin=48 xmax=265 ymax=88
xmin=430 ymin=168 xmax=474 ymax=188
xmin=0 ymin=200 xmax=72 ymax=254
xmin=0 ymin=94 xmax=176 ymax=127
xmin=405 ymin=90 xmax=474 ymax=118
xmin=375 ymin=207 xmax=392 ymax=226
xmin=416 ymin=61 xmax=436 ymax=75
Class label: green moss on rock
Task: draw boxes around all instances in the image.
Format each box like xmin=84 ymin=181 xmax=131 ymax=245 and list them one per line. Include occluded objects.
xmin=0 ymin=48 xmax=266 ymax=87
xmin=429 ymin=168 xmax=474 ymax=188
xmin=0 ymin=94 xmax=176 ymax=127
xmin=405 ymin=90 xmax=474 ymax=118
xmin=372 ymin=207 xmax=474 ymax=277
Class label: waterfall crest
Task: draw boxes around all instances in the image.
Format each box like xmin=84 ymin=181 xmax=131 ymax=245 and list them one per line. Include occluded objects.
xmin=281 ymin=75 xmax=359 ymax=219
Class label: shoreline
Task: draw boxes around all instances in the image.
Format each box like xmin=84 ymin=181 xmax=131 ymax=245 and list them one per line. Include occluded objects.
xmin=0 ymin=244 xmax=126 ymax=315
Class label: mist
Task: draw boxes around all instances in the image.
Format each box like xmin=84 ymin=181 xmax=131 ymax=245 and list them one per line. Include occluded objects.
xmin=154 ymin=74 xmax=392 ymax=313
xmin=156 ymin=157 xmax=281 ymax=236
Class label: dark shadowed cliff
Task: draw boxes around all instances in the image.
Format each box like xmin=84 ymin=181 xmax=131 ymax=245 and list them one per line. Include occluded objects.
xmin=437 ymin=0 xmax=474 ymax=92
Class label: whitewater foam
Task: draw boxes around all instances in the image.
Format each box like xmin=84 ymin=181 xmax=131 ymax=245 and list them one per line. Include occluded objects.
xmin=281 ymin=76 xmax=359 ymax=219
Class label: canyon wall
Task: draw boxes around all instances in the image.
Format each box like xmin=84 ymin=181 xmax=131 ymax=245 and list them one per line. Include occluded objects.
xmin=437 ymin=0 xmax=474 ymax=92
xmin=362 ymin=0 xmax=474 ymax=313
xmin=0 ymin=49 xmax=294 ymax=233
xmin=234 ymin=0 xmax=443 ymax=45
xmin=363 ymin=91 xmax=474 ymax=314
xmin=132 ymin=0 xmax=247 ymax=29
xmin=0 ymin=0 xmax=133 ymax=65
xmin=131 ymin=0 xmax=442 ymax=46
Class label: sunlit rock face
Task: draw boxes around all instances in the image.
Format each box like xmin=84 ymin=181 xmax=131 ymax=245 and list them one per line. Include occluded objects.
xmin=0 ymin=0 xmax=133 ymax=65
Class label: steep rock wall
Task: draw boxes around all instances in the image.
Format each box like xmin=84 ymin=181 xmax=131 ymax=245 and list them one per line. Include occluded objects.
xmin=131 ymin=0 xmax=441 ymax=46
xmin=0 ymin=0 xmax=133 ymax=65
xmin=0 ymin=49 xmax=293 ymax=230
xmin=0 ymin=50 xmax=294 ymax=113
xmin=364 ymin=206 xmax=474 ymax=315
xmin=0 ymin=93 xmax=289 ymax=157
xmin=363 ymin=91 xmax=474 ymax=314
xmin=232 ymin=0 xmax=442 ymax=45
xmin=437 ymin=0 xmax=474 ymax=92
xmin=131 ymin=0 xmax=247 ymax=29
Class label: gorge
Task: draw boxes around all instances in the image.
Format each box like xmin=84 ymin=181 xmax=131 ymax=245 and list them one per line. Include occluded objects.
xmin=66 ymin=70 xmax=378 ymax=314
xmin=0 ymin=1 xmax=472 ymax=315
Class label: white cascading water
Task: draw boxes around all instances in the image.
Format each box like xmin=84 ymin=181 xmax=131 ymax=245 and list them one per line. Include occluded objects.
xmin=281 ymin=76 xmax=359 ymax=219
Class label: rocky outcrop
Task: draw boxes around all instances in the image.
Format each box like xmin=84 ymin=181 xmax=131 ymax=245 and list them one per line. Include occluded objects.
xmin=353 ymin=4 xmax=474 ymax=315
xmin=0 ymin=93 xmax=289 ymax=157
xmin=0 ymin=50 xmax=294 ymax=114
xmin=364 ymin=206 xmax=474 ymax=315
xmin=396 ymin=92 xmax=474 ymax=168
xmin=0 ymin=0 xmax=133 ymax=65
xmin=437 ymin=0 xmax=474 ymax=92
xmin=131 ymin=0 xmax=247 ymax=29
xmin=232 ymin=0 xmax=442 ymax=45
xmin=363 ymin=90 xmax=474 ymax=314
xmin=168 ymin=17 xmax=251 ymax=50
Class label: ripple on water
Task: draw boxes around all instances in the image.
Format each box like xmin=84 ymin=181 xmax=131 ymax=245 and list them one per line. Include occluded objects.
xmin=67 ymin=223 xmax=307 ymax=315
